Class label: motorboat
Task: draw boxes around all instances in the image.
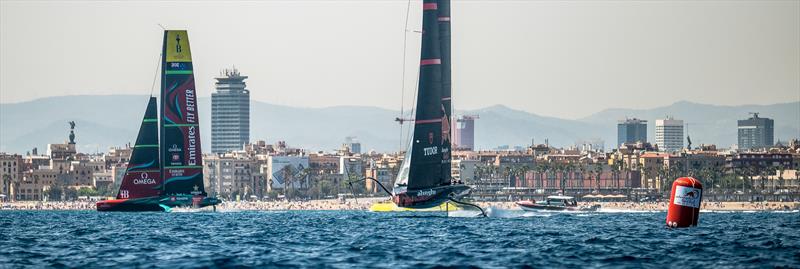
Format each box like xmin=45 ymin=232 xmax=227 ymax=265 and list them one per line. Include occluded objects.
xmin=516 ymin=195 xmax=600 ymax=212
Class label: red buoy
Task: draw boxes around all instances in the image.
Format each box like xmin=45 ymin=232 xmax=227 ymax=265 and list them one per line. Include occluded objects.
xmin=666 ymin=177 xmax=703 ymax=228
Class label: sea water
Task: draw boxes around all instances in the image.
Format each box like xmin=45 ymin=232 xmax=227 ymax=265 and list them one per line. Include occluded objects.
xmin=0 ymin=210 xmax=798 ymax=268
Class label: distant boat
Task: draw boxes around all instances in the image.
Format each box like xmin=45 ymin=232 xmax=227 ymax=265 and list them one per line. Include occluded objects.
xmin=357 ymin=0 xmax=479 ymax=214
xmin=516 ymin=196 xmax=600 ymax=212
xmin=97 ymin=30 xmax=219 ymax=212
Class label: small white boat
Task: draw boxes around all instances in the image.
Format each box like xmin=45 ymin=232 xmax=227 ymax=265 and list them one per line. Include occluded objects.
xmin=516 ymin=196 xmax=600 ymax=212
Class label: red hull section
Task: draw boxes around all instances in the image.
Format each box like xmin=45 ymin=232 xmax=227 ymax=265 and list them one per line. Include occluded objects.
xmin=96 ymin=198 xmax=164 ymax=212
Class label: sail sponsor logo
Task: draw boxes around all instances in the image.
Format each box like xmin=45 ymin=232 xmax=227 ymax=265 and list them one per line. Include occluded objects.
xmin=191 ymin=185 xmax=202 ymax=196
xmin=187 ymin=126 xmax=197 ymax=165
xmin=169 ymin=144 xmax=182 ymax=165
xmin=168 ymin=169 xmax=184 ymax=177
xmin=168 ymin=144 xmax=182 ymax=152
xmin=185 ymin=89 xmax=196 ymax=123
xmin=416 ymin=189 xmax=436 ymax=197
xmin=133 ymin=178 xmax=156 ymax=185
xmin=133 ymin=173 xmax=156 ymax=185
xmin=165 ymin=31 xmax=192 ymax=62
xmin=441 ymin=105 xmax=450 ymax=144
xmin=424 ymin=146 xmax=438 ymax=156
xmin=175 ymin=34 xmax=183 ymax=53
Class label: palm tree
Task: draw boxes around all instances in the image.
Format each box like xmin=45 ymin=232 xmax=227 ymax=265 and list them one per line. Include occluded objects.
xmin=594 ymin=163 xmax=604 ymax=193
xmin=519 ymin=165 xmax=531 ymax=188
xmin=577 ymin=164 xmax=586 ymax=191
xmin=773 ymin=164 xmax=785 ymax=192
xmin=505 ymin=166 xmax=514 ymax=188
xmin=536 ymin=162 xmax=548 ymax=190
xmin=281 ymin=166 xmax=295 ymax=200
xmin=531 ymin=164 xmax=539 ymax=189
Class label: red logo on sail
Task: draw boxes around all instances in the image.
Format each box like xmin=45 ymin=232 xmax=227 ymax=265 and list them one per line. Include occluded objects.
xmin=441 ymin=105 xmax=450 ymax=144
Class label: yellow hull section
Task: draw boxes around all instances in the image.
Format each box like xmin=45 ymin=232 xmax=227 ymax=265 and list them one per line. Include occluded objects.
xmin=369 ymin=201 xmax=462 ymax=212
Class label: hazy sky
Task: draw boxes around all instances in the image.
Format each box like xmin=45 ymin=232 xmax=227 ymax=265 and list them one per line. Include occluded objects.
xmin=1 ymin=0 xmax=798 ymax=119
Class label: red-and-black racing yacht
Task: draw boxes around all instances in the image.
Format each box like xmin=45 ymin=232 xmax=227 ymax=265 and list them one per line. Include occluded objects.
xmin=359 ymin=0 xmax=480 ymax=214
xmin=97 ymin=30 xmax=219 ymax=212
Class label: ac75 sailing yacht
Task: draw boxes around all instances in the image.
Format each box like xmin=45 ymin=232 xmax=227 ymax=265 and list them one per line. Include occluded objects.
xmin=358 ymin=0 xmax=481 ymax=215
xmin=97 ymin=30 xmax=220 ymax=212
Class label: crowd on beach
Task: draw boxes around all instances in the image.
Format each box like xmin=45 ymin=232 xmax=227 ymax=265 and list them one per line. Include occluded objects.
xmin=1 ymin=201 xmax=96 ymax=210
xmin=1 ymin=199 xmax=797 ymax=212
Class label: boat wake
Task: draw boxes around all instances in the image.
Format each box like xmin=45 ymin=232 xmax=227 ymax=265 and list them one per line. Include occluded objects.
xmin=446 ymin=207 xmax=799 ymax=218
xmin=169 ymin=207 xmax=218 ymax=213
xmin=446 ymin=207 xmax=673 ymax=218
xmin=447 ymin=207 xmax=551 ymax=218
xmin=596 ymin=208 xmax=662 ymax=213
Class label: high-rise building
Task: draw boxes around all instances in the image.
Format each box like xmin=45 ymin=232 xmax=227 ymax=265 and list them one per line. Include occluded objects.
xmin=617 ymin=118 xmax=647 ymax=147
xmin=738 ymin=113 xmax=774 ymax=150
xmin=655 ymin=117 xmax=684 ymax=152
xmin=344 ymin=136 xmax=361 ymax=154
xmin=453 ymin=115 xmax=478 ymax=151
xmin=211 ymin=67 xmax=250 ymax=153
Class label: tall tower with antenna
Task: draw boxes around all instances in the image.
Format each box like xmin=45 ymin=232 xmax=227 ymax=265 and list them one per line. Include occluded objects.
xmin=211 ymin=67 xmax=250 ymax=153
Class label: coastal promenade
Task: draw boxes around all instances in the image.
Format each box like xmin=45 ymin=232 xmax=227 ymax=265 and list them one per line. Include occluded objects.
xmin=2 ymin=199 xmax=798 ymax=212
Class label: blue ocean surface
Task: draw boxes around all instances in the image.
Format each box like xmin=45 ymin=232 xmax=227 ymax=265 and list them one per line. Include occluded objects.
xmin=0 ymin=209 xmax=798 ymax=268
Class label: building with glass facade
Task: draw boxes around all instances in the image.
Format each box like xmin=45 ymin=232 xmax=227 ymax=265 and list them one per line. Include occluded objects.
xmin=617 ymin=118 xmax=648 ymax=147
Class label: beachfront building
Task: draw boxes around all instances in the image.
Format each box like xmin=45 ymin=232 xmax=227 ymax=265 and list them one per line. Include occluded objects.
xmin=211 ymin=67 xmax=250 ymax=153
xmin=265 ymin=156 xmax=309 ymax=192
xmin=340 ymin=156 xmax=364 ymax=182
xmin=0 ymin=153 xmax=22 ymax=201
xmin=452 ymin=159 xmax=482 ymax=184
xmin=364 ymin=155 xmax=401 ymax=193
xmin=204 ymin=153 xmax=264 ymax=201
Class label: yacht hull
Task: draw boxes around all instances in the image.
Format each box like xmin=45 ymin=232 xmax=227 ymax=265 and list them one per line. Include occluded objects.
xmin=393 ymin=184 xmax=470 ymax=209
xmin=96 ymin=197 xmax=165 ymax=212
xmin=96 ymin=195 xmax=220 ymax=212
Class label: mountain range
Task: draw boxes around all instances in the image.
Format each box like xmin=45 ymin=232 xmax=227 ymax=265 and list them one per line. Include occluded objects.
xmin=0 ymin=95 xmax=797 ymax=154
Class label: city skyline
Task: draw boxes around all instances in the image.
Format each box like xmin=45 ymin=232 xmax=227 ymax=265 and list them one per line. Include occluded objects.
xmin=0 ymin=1 xmax=798 ymax=268
xmin=2 ymin=1 xmax=798 ymax=119
xmin=1 ymin=94 xmax=797 ymax=155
